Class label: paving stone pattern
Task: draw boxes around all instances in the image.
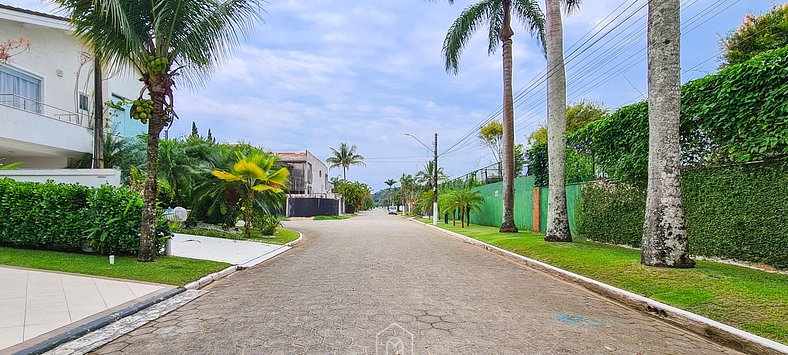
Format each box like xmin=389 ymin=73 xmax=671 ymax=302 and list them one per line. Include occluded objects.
xmin=92 ymin=210 xmax=739 ymax=354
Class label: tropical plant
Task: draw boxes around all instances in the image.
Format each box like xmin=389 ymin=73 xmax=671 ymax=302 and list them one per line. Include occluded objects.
xmin=721 ymin=3 xmax=788 ymax=67
xmin=212 ymin=153 xmax=289 ymax=239
xmin=415 ymin=160 xmax=449 ymax=190
xmin=55 ymin=0 xmax=265 ymax=261
xmin=334 ymin=180 xmax=372 ymax=213
xmin=326 ymin=142 xmax=366 ymax=180
xmin=527 ymin=100 xmax=609 ymax=146
xmin=441 ymin=0 xmax=545 ymax=233
xmin=399 ymin=173 xmax=418 ymax=213
xmin=442 ymin=189 xmax=484 ymax=228
xmin=642 ymin=0 xmax=694 ymax=268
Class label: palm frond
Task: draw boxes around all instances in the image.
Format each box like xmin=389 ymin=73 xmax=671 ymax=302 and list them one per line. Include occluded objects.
xmin=442 ymin=0 xmax=498 ymax=74
xmin=513 ymin=0 xmax=547 ymax=54
xmin=212 ymin=170 xmax=243 ymax=182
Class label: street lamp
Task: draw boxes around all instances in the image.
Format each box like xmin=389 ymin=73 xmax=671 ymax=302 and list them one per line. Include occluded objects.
xmin=405 ymin=133 xmax=438 ymax=226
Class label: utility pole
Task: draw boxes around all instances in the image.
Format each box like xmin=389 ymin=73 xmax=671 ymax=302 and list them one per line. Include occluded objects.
xmin=433 ymin=133 xmax=438 ymax=226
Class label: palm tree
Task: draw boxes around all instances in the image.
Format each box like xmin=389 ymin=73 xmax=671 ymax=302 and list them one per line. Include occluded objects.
xmin=443 ymin=189 xmax=485 ymax=228
xmin=641 ymin=0 xmax=694 ymax=268
xmin=544 ymin=0 xmax=580 ymax=243
xmin=399 ymin=174 xmax=417 ymax=213
xmin=384 ymin=178 xmax=397 ymax=207
xmin=55 ymin=0 xmax=264 ymax=261
xmin=326 ymin=142 xmax=366 ymax=180
xmin=442 ymin=0 xmax=545 ymax=233
xmin=212 ymin=153 xmax=289 ymax=239
xmin=384 ymin=179 xmax=397 ymax=188
xmin=415 ymin=161 xmax=448 ymax=190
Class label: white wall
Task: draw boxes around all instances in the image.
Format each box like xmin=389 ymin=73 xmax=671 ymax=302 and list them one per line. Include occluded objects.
xmin=0 ymin=169 xmax=121 ymax=187
xmin=305 ymin=150 xmax=331 ymax=194
xmin=0 ymin=105 xmax=94 ymax=154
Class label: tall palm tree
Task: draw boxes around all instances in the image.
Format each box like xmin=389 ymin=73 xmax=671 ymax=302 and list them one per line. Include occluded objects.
xmin=442 ymin=0 xmax=545 ymax=233
xmin=384 ymin=179 xmax=397 ymax=188
xmin=384 ymin=178 xmax=397 ymax=207
xmin=641 ymin=0 xmax=694 ymax=268
xmin=326 ymin=142 xmax=366 ymax=180
xmin=415 ymin=160 xmax=448 ymax=190
xmin=399 ymin=173 xmax=417 ymax=213
xmin=544 ymin=0 xmax=580 ymax=243
xmin=55 ymin=0 xmax=265 ymax=261
xmin=212 ymin=153 xmax=289 ymax=239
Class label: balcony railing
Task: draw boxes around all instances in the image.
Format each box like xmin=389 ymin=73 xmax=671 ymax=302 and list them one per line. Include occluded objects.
xmin=0 ymin=93 xmax=88 ymax=127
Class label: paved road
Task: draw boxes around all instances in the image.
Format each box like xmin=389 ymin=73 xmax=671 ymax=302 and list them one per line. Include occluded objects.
xmin=92 ymin=209 xmax=738 ymax=354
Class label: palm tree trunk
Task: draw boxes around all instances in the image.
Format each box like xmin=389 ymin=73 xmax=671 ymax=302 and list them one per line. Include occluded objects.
xmin=138 ymin=111 xmax=163 ymax=262
xmin=343 ymin=167 xmax=347 ymax=181
xmin=544 ymin=0 xmax=572 ymax=242
xmin=642 ymin=0 xmax=694 ymax=268
xmin=92 ymin=56 xmax=104 ymax=169
xmin=499 ymin=0 xmax=518 ymax=233
xmin=244 ymin=189 xmax=254 ymax=239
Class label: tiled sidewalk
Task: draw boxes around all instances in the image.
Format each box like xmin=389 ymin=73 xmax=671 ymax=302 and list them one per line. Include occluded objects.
xmin=0 ymin=266 xmax=165 ymax=351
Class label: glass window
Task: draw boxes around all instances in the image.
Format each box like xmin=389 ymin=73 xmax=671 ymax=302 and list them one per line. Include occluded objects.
xmin=79 ymin=93 xmax=89 ymax=111
xmin=0 ymin=64 xmax=42 ymax=113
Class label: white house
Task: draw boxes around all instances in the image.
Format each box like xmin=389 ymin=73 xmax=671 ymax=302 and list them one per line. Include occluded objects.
xmin=275 ymin=150 xmax=343 ymax=217
xmin=0 ymin=4 xmax=143 ymax=169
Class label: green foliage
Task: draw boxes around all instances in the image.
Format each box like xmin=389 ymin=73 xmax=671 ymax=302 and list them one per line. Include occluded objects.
xmin=721 ymin=4 xmax=788 ymax=67
xmin=570 ymin=46 xmax=788 ymax=182
xmin=527 ymin=100 xmax=609 ymax=146
xmin=440 ymin=188 xmax=485 ymax=227
xmin=254 ymin=214 xmax=282 ymax=235
xmin=526 ymin=142 xmax=596 ymax=186
xmin=313 ymin=215 xmax=350 ymax=220
xmin=333 ymin=180 xmax=372 ymax=213
xmin=326 ymin=142 xmax=365 ymax=179
xmin=576 ymin=160 xmax=788 ymax=268
xmin=0 ymin=160 xmax=22 ymax=170
xmin=0 ymin=179 xmax=170 ymax=255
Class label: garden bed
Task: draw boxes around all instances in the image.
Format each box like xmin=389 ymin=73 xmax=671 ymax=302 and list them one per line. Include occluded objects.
xmin=174 ymin=227 xmax=300 ymax=245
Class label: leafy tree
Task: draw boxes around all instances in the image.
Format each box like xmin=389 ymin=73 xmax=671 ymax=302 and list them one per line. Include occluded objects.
xmin=399 ymin=174 xmax=418 ymax=214
xmin=334 ymin=180 xmax=372 ymax=213
xmin=55 ymin=0 xmax=265 ymax=261
xmin=441 ymin=0 xmax=545 ymax=233
xmin=642 ymin=0 xmax=694 ymax=268
xmin=721 ymin=3 xmax=788 ymax=67
xmin=479 ymin=121 xmax=504 ymax=163
xmin=212 ymin=153 xmax=288 ymax=238
xmin=415 ymin=160 xmax=449 ymax=190
xmin=528 ymin=100 xmax=609 ymax=146
xmin=326 ymin=142 xmax=366 ymax=180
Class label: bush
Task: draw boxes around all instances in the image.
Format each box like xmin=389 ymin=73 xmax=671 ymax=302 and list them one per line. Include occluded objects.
xmin=0 ymin=179 xmax=169 ymax=256
xmin=576 ymin=160 xmax=788 ymax=268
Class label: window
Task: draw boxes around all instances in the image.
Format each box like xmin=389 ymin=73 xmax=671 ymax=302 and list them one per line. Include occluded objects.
xmin=0 ymin=64 xmax=42 ymax=113
xmin=79 ymin=93 xmax=89 ymax=112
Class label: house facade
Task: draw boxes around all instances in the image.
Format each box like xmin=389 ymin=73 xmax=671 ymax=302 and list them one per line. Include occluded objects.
xmin=275 ymin=150 xmax=342 ymax=217
xmin=0 ymin=4 xmax=143 ymax=169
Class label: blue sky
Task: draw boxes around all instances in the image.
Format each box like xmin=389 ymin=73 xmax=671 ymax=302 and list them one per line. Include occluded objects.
xmin=8 ymin=0 xmax=775 ymax=191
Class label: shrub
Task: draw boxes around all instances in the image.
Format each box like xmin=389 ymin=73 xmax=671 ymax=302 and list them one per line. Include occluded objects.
xmin=576 ymin=160 xmax=788 ymax=268
xmin=0 ymin=179 xmax=169 ymax=256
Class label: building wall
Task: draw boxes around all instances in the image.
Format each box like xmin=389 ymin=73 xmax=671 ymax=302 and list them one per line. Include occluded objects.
xmin=0 ymin=9 xmax=143 ymax=168
xmin=304 ymin=150 xmax=330 ymax=194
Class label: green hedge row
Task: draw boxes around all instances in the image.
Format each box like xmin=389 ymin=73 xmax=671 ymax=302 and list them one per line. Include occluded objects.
xmin=0 ymin=179 xmax=169 ymax=255
xmin=576 ymin=160 xmax=788 ymax=268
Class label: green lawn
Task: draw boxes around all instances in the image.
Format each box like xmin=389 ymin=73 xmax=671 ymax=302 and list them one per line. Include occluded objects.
xmin=174 ymin=227 xmax=301 ymax=245
xmin=0 ymin=247 xmax=230 ymax=285
xmin=313 ymin=215 xmax=351 ymax=220
xmin=417 ymin=219 xmax=788 ymax=343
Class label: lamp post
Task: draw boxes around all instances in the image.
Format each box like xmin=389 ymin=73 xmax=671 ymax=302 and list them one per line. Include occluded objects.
xmin=405 ymin=133 xmax=438 ymax=226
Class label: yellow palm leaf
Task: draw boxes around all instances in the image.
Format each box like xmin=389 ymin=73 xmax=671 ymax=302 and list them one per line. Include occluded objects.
xmin=252 ymin=185 xmax=283 ymax=194
xmin=233 ymin=160 xmax=265 ymax=179
xmin=212 ymin=170 xmax=242 ymax=182
xmin=267 ymin=167 xmax=289 ymax=186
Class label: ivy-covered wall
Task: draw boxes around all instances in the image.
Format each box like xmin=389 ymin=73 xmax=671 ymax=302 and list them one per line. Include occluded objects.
xmin=576 ymin=160 xmax=788 ymax=269
xmin=0 ymin=179 xmax=169 ymax=255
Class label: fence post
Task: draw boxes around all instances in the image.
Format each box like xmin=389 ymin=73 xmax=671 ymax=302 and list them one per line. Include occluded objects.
xmin=532 ymin=187 xmax=540 ymax=232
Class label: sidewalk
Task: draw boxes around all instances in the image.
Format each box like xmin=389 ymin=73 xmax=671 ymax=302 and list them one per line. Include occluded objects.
xmin=169 ymin=233 xmax=291 ymax=267
xmin=0 ymin=266 xmax=167 ymax=352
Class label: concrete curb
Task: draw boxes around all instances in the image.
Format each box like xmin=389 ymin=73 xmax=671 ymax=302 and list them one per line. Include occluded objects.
xmin=410 ymin=219 xmax=788 ymax=355
xmin=183 ymin=265 xmax=239 ymax=290
xmin=12 ymin=288 xmax=184 ymax=355
xmin=284 ymin=231 xmax=304 ymax=247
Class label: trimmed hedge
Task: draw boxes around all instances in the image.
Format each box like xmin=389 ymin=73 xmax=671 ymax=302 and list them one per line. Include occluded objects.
xmin=0 ymin=179 xmax=169 ymax=255
xmin=576 ymin=160 xmax=788 ymax=268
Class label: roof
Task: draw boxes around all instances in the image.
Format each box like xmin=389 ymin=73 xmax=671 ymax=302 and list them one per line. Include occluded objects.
xmin=0 ymin=4 xmax=70 ymax=30
xmin=276 ymin=152 xmax=307 ymax=162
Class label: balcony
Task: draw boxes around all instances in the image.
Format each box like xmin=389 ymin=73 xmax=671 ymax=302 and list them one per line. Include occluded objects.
xmin=0 ymin=93 xmax=93 ymax=158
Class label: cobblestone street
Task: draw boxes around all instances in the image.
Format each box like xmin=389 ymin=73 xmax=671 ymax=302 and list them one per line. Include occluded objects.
xmin=92 ymin=210 xmax=738 ymax=354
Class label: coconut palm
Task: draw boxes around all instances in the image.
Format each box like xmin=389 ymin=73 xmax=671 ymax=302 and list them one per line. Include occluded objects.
xmin=641 ymin=0 xmax=694 ymax=268
xmin=326 ymin=142 xmax=366 ymax=180
xmin=212 ymin=153 xmax=289 ymax=239
xmin=54 ymin=0 xmax=265 ymax=261
xmin=544 ymin=0 xmax=580 ymax=243
xmin=442 ymin=0 xmax=545 ymax=233
xmin=384 ymin=179 xmax=397 ymax=188
xmin=415 ymin=160 xmax=448 ymax=190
